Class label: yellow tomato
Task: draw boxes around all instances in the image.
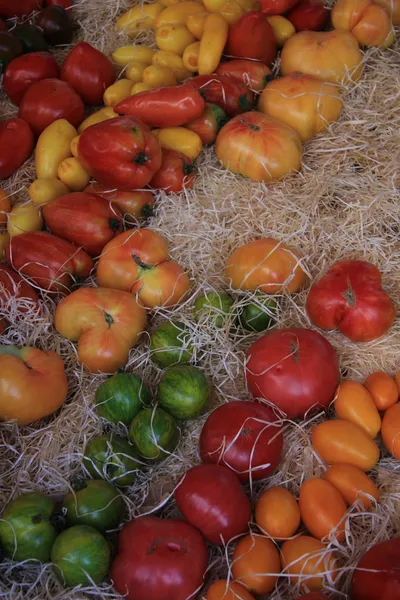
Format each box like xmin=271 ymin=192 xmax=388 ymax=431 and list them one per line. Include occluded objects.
xmin=255 ymin=487 xmax=300 ymax=539
xmin=153 ymin=127 xmax=203 ymax=159
xmin=218 ymin=1 xmax=244 ymax=24
xmin=112 ymin=45 xmax=155 ymax=67
xmin=334 ymin=380 xmax=381 ymax=438
xmin=299 ymin=478 xmax=347 ymax=542
xmin=382 ymin=403 xmax=400 ymax=459
xmin=156 ymin=1 xmax=205 ymax=28
xmin=28 ymin=178 xmax=69 ymax=206
xmin=117 ymin=3 xmax=165 ymax=33
xmin=281 ymin=536 xmax=338 ymax=591
xmin=142 ymin=64 xmax=177 ymax=87
xmin=0 ymin=189 xmax=11 ymax=224
xmin=58 ymin=158 xmax=90 ymax=192
xmin=35 ymin=119 xmax=77 ymax=180
xmin=182 ymin=41 xmax=200 ymax=72
xmin=311 ymin=419 xmax=380 ymax=471
xmin=267 ymin=15 xmax=295 ymax=47
xmin=104 ymin=79 xmax=133 ymax=106
xmin=324 ymin=464 xmax=380 ymax=509
xmin=78 ymin=107 xmax=117 ymax=134
xmin=70 ymin=136 xmax=80 ymax=158
xmin=156 ymin=24 xmax=196 ymax=55
xmin=232 ymin=535 xmax=281 ymax=595
xmin=0 ymin=229 xmax=10 ymax=259
xmin=125 ymin=61 xmax=148 ymax=83
xmin=186 ymin=11 xmax=210 ymax=38
xmin=364 ymin=371 xmax=399 ymax=411
xmin=203 ymin=0 xmax=225 ymax=10
xmin=236 ymin=0 xmax=259 ymax=10
xmin=198 ymin=14 xmax=229 ymax=74
xmin=152 ymin=50 xmax=191 ymax=81
xmin=131 ymin=82 xmax=153 ymax=94
xmin=7 ymin=203 xmax=43 ymax=237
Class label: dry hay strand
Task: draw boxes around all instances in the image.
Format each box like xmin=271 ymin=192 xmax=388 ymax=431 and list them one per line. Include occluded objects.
xmin=1 ymin=0 xmax=400 ymax=597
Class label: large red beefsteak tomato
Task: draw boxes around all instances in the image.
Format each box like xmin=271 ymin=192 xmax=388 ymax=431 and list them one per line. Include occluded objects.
xmin=352 ymin=538 xmax=400 ymax=600
xmin=200 ymin=400 xmax=283 ymax=482
xmin=225 ymin=12 xmax=277 ymax=66
xmin=174 ymin=464 xmax=251 ymax=545
xmin=306 ymin=260 xmax=396 ymax=342
xmin=3 ymin=52 xmax=59 ymax=105
xmin=245 ymin=328 xmax=339 ymax=419
xmin=78 ymin=117 xmax=162 ymax=190
xmin=0 ymin=118 xmax=34 ymax=180
xmin=111 ymin=516 xmax=208 ymax=600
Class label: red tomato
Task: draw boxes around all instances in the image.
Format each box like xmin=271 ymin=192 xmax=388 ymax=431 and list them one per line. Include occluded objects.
xmin=186 ymin=103 xmax=228 ymax=145
xmin=6 ymin=231 xmax=93 ymax=293
xmin=306 ymin=260 xmax=396 ymax=342
xmin=0 ymin=0 xmax=42 ymax=17
xmin=0 ymin=264 xmax=38 ymax=330
xmin=0 ymin=18 xmax=6 ymax=30
xmin=288 ymin=0 xmax=330 ymax=31
xmin=352 ymin=538 xmax=400 ymax=600
xmin=3 ymin=52 xmax=59 ymax=106
xmin=225 ymin=12 xmax=277 ymax=66
xmin=191 ymin=74 xmax=254 ymax=117
xmin=84 ymin=183 xmax=156 ymax=222
xmin=149 ymin=149 xmax=195 ymax=193
xmin=42 ymin=192 xmax=124 ymax=257
xmin=19 ymin=78 xmax=84 ymax=135
xmin=174 ymin=464 xmax=251 ymax=545
xmin=78 ymin=116 xmax=162 ymax=190
xmin=0 ymin=118 xmax=34 ymax=180
xmin=216 ymin=59 xmax=273 ymax=91
xmin=45 ymin=0 xmax=73 ymax=7
xmin=246 ymin=327 xmax=339 ymax=419
xmin=61 ymin=42 xmax=116 ymax=106
xmin=260 ymin=0 xmax=300 ymax=13
xmin=200 ymin=400 xmax=283 ymax=482
xmin=111 ymin=516 xmax=208 ymax=600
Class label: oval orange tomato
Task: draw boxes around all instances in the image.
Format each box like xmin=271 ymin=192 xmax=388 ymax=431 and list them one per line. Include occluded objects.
xmin=232 ymin=535 xmax=281 ymax=594
xmin=334 ymin=380 xmax=381 ymax=438
xmin=206 ymin=580 xmax=256 ymax=600
xmin=216 ymin=111 xmax=302 ymax=182
xmin=280 ymin=535 xmax=338 ymax=591
xmin=332 ymin=0 xmax=394 ymax=48
xmin=225 ymin=237 xmax=306 ymax=294
xmin=364 ymin=371 xmax=399 ymax=411
xmin=255 ymin=486 xmax=300 ymax=539
xmin=381 ymin=403 xmax=400 ymax=460
xmin=299 ymin=478 xmax=348 ymax=542
xmin=324 ymin=464 xmax=379 ymax=509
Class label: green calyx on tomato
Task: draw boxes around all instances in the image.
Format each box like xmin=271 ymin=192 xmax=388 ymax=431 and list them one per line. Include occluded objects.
xmin=239 ymin=93 xmax=255 ymax=112
xmin=157 ymin=364 xmax=210 ymax=420
xmin=237 ymin=293 xmax=278 ymax=332
xmin=83 ymin=434 xmax=141 ymax=487
xmin=194 ymin=291 xmax=234 ymax=328
xmin=62 ymin=479 xmax=123 ymax=533
xmin=149 ymin=320 xmax=194 ymax=368
xmin=129 ymin=407 xmax=180 ymax=460
xmin=95 ymin=372 xmax=151 ymax=424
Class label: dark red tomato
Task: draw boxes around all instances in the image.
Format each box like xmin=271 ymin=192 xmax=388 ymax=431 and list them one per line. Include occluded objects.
xmin=149 ymin=149 xmax=195 ymax=194
xmin=0 ymin=264 xmax=38 ymax=305
xmin=42 ymin=192 xmax=124 ymax=256
xmin=35 ymin=6 xmax=73 ymax=45
xmin=61 ymin=42 xmax=116 ymax=106
xmin=288 ymin=0 xmax=330 ymax=31
xmin=352 ymin=538 xmax=400 ymax=600
xmin=200 ymin=400 xmax=283 ymax=482
xmin=186 ymin=103 xmax=228 ymax=145
xmin=191 ymin=74 xmax=254 ymax=117
xmin=19 ymin=78 xmax=84 ymax=134
xmin=0 ymin=32 xmax=23 ymax=73
xmin=225 ymin=12 xmax=277 ymax=66
xmin=0 ymin=0 xmax=42 ymax=18
xmin=3 ymin=52 xmax=59 ymax=105
xmin=174 ymin=464 xmax=251 ymax=545
xmin=111 ymin=516 xmax=208 ymax=600
xmin=246 ymin=327 xmax=339 ymax=419
xmin=0 ymin=18 xmax=6 ymax=30
xmin=259 ymin=0 xmax=300 ymax=13
xmin=45 ymin=0 xmax=73 ymax=7
xmin=216 ymin=59 xmax=273 ymax=91
xmin=0 ymin=118 xmax=34 ymax=179
xmin=78 ymin=116 xmax=162 ymax=190
xmin=306 ymin=260 xmax=396 ymax=343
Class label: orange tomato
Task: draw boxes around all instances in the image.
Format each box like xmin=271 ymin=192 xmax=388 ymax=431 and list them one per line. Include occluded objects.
xmin=280 ymin=535 xmax=338 ymax=591
xmin=334 ymin=381 xmax=381 ymax=438
xmin=311 ymin=419 xmax=380 ymax=471
xmin=54 ymin=287 xmax=147 ymax=373
xmin=258 ymin=74 xmax=342 ymax=142
xmin=232 ymin=535 xmax=281 ymax=594
xmin=84 ymin=183 xmax=155 ymax=223
xmin=206 ymin=580 xmax=256 ymax=600
xmin=255 ymin=487 xmax=300 ymax=539
xmin=381 ymin=403 xmax=400 ymax=459
xmin=281 ymin=30 xmax=363 ymax=84
xmin=225 ymin=237 xmax=306 ymax=294
xmin=332 ymin=0 xmax=394 ymax=48
xmin=0 ymin=189 xmax=11 ymax=224
xmin=395 ymin=370 xmax=400 ymax=394
xmin=364 ymin=371 xmax=399 ymax=411
xmin=299 ymin=478 xmax=347 ymax=542
xmin=324 ymin=464 xmax=380 ymax=509
xmin=375 ymin=0 xmax=400 ymax=24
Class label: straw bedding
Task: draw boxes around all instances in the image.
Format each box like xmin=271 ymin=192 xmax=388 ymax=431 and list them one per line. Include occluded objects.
xmin=1 ymin=1 xmax=400 ymax=598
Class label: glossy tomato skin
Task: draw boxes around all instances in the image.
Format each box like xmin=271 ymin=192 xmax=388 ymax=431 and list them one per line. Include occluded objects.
xmin=246 ymin=328 xmax=339 ymax=419
xmin=0 ymin=118 xmax=34 ymax=179
xmin=3 ymin=52 xmax=59 ymax=105
xmin=260 ymin=0 xmax=300 ymax=14
xmin=149 ymin=149 xmax=195 ymax=193
xmin=111 ymin=516 xmax=208 ymax=600
xmin=306 ymin=260 xmax=396 ymax=342
xmin=352 ymin=538 xmax=400 ymax=600
xmin=200 ymin=400 xmax=283 ymax=482
xmin=78 ymin=116 xmax=162 ymax=190
xmin=191 ymin=74 xmax=254 ymax=117
xmin=288 ymin=0 xmax=330 ymax=31
xmin=0 ymin=0 xmax=42 ymax=18
xmin=35 ymin=6 xmax=73 ymax=46
xmin=174 ymin=464 xmax=251 ymax=545
xmin=226 ymin=12 xmax=277 ymax=66
xmin=186 ymin=103 xmax=228 ymax=145
xmin=216 ymin=59 xmax=273 ymax=91
xmin=61 ymin=42 xmax=116 ymax=106
xmin=19 ymin=78 xmax=84 ymax=135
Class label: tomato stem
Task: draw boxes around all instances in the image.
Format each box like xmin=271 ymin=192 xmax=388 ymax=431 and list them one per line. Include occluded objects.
xmin=134 ymin=152 xmax=149 ymax=165
xmin=141 ymin=204 xmax=154 ymax=218
xmin=132 ymin=254 xmax=153 ymax=270
xmin=343 ymin=280 xmax=356 ymax=307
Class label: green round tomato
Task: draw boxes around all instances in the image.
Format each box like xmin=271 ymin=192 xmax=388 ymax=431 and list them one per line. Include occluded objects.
xmin=13 ymin=25 xmax=48 ymax=53
xmin=0 ymin=492 xmax=57 ymax=562
xmin=62 ymin=480 xmax=123 ymax=533
xmin=157 ymin=365 xmax=209 ymax=420
xmin=129 ymin=407 xmax=179 ymax=460
xmin=149 ymin=320 xmax=194 ymax=368
xmin=83 ymin=434 xmax=141 ymax=487
xmin=194 ymin=291 xmax=234 ymax=327
xmin=237 ymin=294 xmax=278 ymax=332
xmin=51 ymin=525 xmax=110 ymax=586
xmin=95 ymin=373 xmax=151 ymax=425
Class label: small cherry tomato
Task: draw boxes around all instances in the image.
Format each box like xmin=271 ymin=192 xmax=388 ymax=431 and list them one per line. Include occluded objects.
xmin=232 ymin=534 xmax=281 ymax=594
xmin=255 ymin=486 xmax=300 ymax=539
xmin=149 ymin=148 xmax=195 ymax=193
xmin=364 ymin=371 xmax=399 ymax=411
xmin=324 ymin=464 xmax=380 ymax=509
xmin=334 ymin=380 xmax=381 ymax=438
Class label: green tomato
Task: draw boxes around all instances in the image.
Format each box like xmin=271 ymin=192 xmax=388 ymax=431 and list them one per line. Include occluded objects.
xmin=83 ymin=434 xmax=141 ymax=487
xmin=238 ymin=294 xmax=278 ymax=332
xmin=157 ymin=364 xmax=209 ymax=420
xmin=194 ymin=291 xmax=234 ymax=327
xmin=62 ymin=480 xmax=123 ymax=533
xmin=149 ymin=320 xmax=194 ymax=368
xmin=95 ymin=373 xmax=151 ymax=425
xmin=129 ymin=407 xmax=179 ymax=460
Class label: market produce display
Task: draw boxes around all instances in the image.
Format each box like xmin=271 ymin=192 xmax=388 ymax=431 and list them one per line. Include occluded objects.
xmin=0 ymin=0 xmax=399 ymax=598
